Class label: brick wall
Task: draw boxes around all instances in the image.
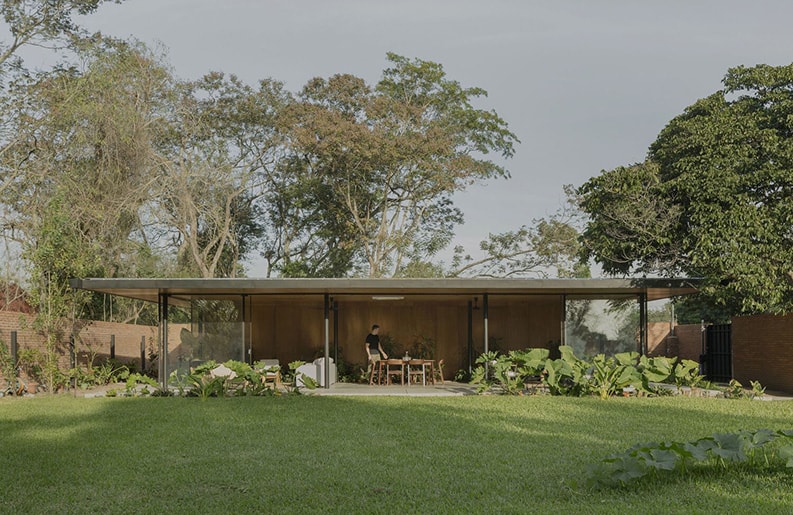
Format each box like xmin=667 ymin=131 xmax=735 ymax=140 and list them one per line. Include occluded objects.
xmin=0 ymin=311 xmax=164 ymax=383
xmin=671 ymin=324 xmax=703 ymax=362
xmin=732 ymin=313 xmax=793 ymax=393
xmin=647 ymin=322 xmax=702 ymax=362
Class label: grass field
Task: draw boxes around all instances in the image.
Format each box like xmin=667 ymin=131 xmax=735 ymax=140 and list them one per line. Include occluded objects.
xmin=1 ymin=394 xmax=792 ymax=513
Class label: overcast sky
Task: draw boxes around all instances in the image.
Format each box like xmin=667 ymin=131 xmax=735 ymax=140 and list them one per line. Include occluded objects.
xmin=66 ymin=1 xmax=793 ymax=275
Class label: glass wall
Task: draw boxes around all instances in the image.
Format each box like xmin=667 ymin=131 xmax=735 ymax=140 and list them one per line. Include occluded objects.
xmin=564 ymin=295 xmax=641 ymax=358
xmin=165 ymin=295 xmax=247 ymax=379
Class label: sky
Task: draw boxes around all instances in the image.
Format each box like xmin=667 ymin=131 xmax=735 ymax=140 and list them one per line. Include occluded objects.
xmin=33 ymin=0 xmax=793 ymax=275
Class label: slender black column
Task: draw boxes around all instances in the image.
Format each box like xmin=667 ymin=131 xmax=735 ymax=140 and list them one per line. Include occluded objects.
xmin=324 ymin=293 xmax=330 ymax=389
xmin=158 ymin=293 xmax=169 ymax=388
xmin=483 ymin=294 xmax=489 ymax=354
xmin=467 ymin=300 xmax=473 ymax=375
xmin=639 ymin=293 xmax=648 ymax=355
xmin=333 ymin=300 xmax=339 ymax=366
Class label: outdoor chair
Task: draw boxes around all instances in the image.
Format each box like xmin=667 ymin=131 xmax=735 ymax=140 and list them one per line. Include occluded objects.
xmin=384 ymin=359 xmax=405 ymax=385
xmin=433 ymin=359 xmax=445 ymax=384
xmin=368 ymin=358 xmax=384 ymax=385
xmin=256 ymin=359 xmax=282 ymax=389
xmin=408 ymin=359 xmax=426 ymax=385
xmin=296 ymin=358 xmax=337 ymax=387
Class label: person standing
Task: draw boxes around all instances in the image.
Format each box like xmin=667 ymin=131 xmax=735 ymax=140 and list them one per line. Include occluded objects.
xmin=365 ymin=324 xmax=388 ymax=362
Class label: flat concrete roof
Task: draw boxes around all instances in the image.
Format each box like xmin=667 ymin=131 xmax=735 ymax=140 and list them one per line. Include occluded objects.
xmin=70 ymin=277 xmax=699 ymax=303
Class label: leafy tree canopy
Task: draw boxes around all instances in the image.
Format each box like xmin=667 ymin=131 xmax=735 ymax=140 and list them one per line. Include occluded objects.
xmin=578 ymin=63 xmax=793 ymax=315
xmin=268 ymin=53 xmax=519 ymax=278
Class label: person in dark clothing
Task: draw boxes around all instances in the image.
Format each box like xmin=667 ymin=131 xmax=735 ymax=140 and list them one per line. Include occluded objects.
xmin=365 ymin=324 xmax=388 ymax=363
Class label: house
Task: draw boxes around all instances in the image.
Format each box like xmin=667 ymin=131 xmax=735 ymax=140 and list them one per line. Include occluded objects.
xmin=69 ymin=277 xmax=698 ymax=388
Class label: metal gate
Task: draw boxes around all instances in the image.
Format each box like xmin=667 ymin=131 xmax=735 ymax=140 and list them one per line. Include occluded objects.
xmin=703 ymin=324 xmax=732 ymax=383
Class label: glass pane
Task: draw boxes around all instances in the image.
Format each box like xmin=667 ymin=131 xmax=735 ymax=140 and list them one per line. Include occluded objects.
xmin=565 ymin=297 xmax=639 ymax=358
xmin=167 ymin=297 xmax=245 ymax=379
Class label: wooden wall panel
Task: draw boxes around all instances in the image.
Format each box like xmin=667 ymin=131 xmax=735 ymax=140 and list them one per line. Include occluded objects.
xmin=247 ymin=295 xmax=564 ymax=380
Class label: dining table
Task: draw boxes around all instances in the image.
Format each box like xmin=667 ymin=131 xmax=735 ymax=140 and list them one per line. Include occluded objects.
xmin=374 ymin=358 xmax=435 ymax=386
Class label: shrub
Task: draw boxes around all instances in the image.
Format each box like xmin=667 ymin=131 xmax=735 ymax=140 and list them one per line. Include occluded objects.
xmin=471 ymin=346 xmax=706 ymax=398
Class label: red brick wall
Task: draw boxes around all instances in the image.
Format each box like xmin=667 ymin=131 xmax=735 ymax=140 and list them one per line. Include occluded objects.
xmin=647 ymin=322 xmax=702 ymax=362
xmin=672 ymin=324 xmax=703 ymax=362
xmin=0 ymin=311 xmax=162 ymax=383
xmin=732 ymin=313 xmax=793 ymax=393
xmin=646 ymin=322 xmax=672 ymax=356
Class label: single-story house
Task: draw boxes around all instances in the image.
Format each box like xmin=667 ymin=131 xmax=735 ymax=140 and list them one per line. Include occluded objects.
xmin=69 ymin=277 xmax=698 ymax=388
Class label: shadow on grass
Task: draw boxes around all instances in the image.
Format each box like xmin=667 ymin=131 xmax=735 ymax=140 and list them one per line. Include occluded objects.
xmin=0 ymin=395 xmax=792 ymax=513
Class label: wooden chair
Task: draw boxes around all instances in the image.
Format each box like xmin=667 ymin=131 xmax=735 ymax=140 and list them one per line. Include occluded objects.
xmin=433 ymin=359 xmax=445 ymax=384
xmin=408 ymin=359 xmax=426 ymax=386
xmin=384 ymin=359 xmax=405 ymax=385
xmin=256 ymin=359 xmax=282 ymax=389
xmin=368 ymin=358 xmax=384 ymax=385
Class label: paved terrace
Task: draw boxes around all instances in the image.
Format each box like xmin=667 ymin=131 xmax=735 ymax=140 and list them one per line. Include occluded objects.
xmin=306 ymin=381 xmax=478 ymax=397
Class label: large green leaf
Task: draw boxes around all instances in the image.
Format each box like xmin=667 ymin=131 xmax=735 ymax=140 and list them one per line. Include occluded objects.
xmin=778 ymin=444 xmax=793 ymax=468
xmin=711 ymin=433 xmax=747 ymax=462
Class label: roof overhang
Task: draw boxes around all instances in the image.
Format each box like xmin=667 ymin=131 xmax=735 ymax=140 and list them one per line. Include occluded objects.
xmin=69 ymin=277 xmax=699 ymax=304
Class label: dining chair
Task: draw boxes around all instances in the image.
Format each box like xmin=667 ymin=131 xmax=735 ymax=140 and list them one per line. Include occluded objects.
xmin=384 ymin=359 xmax=405 ymax=385
xmin=408 ymin=359 xmax=426 ymax=386
xmin=368 ymin=359 xmax=384 ymax=385
xmin=433 ymin=359 xmax=445 ymax=384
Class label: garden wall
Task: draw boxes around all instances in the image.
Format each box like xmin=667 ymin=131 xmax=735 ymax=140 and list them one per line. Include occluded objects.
xmin=731 ymin=313 xmax=793 ymax=394
xmin=646 ymin=322 xmax=701 ymax=362
xmin=0 ymin=311 xmax=180 ymax=385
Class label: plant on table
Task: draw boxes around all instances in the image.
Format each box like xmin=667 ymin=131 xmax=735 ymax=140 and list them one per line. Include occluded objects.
xmin=408 ymin=335 xmax=436 ymax=359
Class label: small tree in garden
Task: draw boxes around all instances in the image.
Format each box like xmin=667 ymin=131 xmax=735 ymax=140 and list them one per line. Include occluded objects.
xmin=26 ymin=195 xmax=102 ymax=391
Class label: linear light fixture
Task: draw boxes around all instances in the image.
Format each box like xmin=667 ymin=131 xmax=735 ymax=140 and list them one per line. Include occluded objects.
xmin=371 ymin=296 xmax=404 ymax=301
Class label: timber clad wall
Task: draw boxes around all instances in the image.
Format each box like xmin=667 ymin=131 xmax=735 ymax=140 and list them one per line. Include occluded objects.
xmin=732 ymin=314 xmax=793 ymax=393
xmin=250 ymin=295 xmax=563 ymax=377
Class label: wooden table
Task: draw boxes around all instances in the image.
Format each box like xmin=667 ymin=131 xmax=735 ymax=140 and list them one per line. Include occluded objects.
xmin=372 ymin=359 xmax=437 ymax=385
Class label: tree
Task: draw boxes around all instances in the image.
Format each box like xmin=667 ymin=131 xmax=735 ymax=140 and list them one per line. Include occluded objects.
xmin=449 ymin=188 xmax=586 ymax=278
xmin=0 ymin=0 xmax=117 ymax=71
xmin=25 ymin=193 xmax=102 ymax=391
xmin=578 ymin=63 xmax=793 ymax=315
xmin=1 ymin=38 xmax=170 ymax=275
xmin=0 ymin=0 xmax=122 ymax=223
xmin=0 ymin=37 xmax=172 ymax=332
xmin=153 ymin=72 xmax=287 ymax=278
xmin=271 ymin=53 xmax=518 ymax=278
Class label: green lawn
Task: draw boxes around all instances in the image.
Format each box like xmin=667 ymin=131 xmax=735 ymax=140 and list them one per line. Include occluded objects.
xmin=1 ymin=395 xmax=792 ymax=514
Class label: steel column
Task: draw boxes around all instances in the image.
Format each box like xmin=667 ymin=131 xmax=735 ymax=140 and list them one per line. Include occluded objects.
xmin=333 ymin=299 xmax=339 ymax=366
xmin=158 ymin=293 xmax=169 ymax=388
xmin=639 ymin=293 xmax=648 ymax=355
xmin=324 ymin=293 xmax=330 ymax=389
xmin=483 ymin=293 xmax=489 ymax=353
xmin=467 ymin=300 xmax=473 ymax=375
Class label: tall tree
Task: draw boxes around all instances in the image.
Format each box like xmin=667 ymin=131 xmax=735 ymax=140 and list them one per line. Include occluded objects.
xmin=273 ymin=53 xmax=518 ymax=277
xmin=0 ymin=37 xmax=171 ymax=334
xmin=2 ymin=38 xmax=170 ymax=277
xmin=578 ymin=63 xmax=793 ymax=315
xmin=152 ymin=72 xmax=288 ymax=278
